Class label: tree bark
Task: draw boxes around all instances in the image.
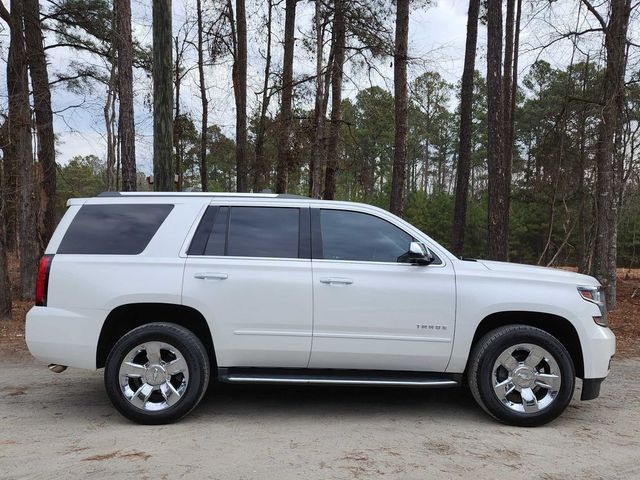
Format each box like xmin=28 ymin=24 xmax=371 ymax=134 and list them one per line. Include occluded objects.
xmin=24 ymin=0 xmax=56 ymax=252
xmin=0 ymin=118 xmax=17 ymax=252
xmin=310 ymin=0 xmax=325 ymax=199
xmin=104 ymin=58 xmax=118 ymax=191
xmin=234 ymin=0 xmax=248 ymax=192
xmin=152 ymin=0 xmax=174 ymax=191
xmin=5 ymin=0 xmax=38 ymax=299
xmin=451 ymin=0 xmax=480 ymax=256
xmin=390 ymin=0 xmax=409 ymax=217
xmin=486 ymin=0 xmax=508 ymax=261
xmin=0 ymin=120 xmax=11 ymax=316
xmin=253 ymin=0 xmax=273 ymax=193
xmin=173 ymin=36 xmax=182 ymax=191
xmin=591 ymin=0 xmax=631 ymax=308
xmin=576 ymin=55 xmax=590 ymax=274
xmin=116 ymin=0 xmax=137 ymax=192
xmin=0 ymin=220 xmax=11 ymax=319
xmin=323 ymin=0 xmax=345 ymax=200
xmin=501 ymin=0 xmax=519 ymax=235
xmin=276 ymin=0 xmax=297 ymax=194
xmin=197 ymin=0 xmax=208 ymax=191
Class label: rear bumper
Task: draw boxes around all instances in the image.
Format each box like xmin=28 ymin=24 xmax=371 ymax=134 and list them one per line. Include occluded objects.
xmin=25 ymin=306 xmax=105 ymax=370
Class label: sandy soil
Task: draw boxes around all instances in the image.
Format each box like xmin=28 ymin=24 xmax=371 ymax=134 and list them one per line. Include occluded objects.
xmin=1 ymin=355 xmax=639 ymax=480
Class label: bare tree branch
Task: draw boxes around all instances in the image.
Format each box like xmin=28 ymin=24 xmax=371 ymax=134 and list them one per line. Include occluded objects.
xmin=580 ymin=0 xmax=608 ymax=30
xmin=0 ymin=1 xmax=10 ymax=24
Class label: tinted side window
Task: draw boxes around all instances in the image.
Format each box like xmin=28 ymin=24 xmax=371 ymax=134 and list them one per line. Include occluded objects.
xmin=227 ymin=207 xmax=299 ymax=258
xmin=204 ymin=206 xmax=228 ymax=256
xmin=58 ymin=204 xmax=173 ymax=255
xmin=320 ymin=210 xmax=413 ymax=263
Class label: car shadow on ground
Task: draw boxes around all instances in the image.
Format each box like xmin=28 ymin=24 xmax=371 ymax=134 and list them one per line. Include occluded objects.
xmin=2 ymin=367 xmax=491 ymax=425
xmin=191 ymin=381 xmax=490 ymax=424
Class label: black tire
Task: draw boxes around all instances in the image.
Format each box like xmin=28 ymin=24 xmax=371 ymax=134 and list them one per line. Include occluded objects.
xmin=105 ymin=322 xmax=210 ymax=425
xmin=468 ymin=325 xmax=575 ymax=427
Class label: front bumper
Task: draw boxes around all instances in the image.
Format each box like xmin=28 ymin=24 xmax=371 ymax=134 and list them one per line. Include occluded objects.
xmin=26 ymin=306 xmax=105 ymax=370
xmin=581 ymin=324 xmax=615 ymax=379
xmin=581 ymin=377 xmax=606 ymax=401
xmin=578 ymin=320 xmax=615 ymax=400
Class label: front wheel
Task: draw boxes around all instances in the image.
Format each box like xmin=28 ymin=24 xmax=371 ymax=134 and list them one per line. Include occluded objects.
xmin=104 ymin=322 xmax=210 ymax=424
xmin=468 ymin=325 xmax=575 ymax=427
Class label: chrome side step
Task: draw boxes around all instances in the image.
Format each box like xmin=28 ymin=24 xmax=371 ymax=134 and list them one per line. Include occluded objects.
xmin=218 ymin=368 xmax=460 ymax=388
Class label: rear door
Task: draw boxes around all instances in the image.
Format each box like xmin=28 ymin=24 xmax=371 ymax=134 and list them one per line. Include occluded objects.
xmin=182 ymin=203 xmax=313 ymax=368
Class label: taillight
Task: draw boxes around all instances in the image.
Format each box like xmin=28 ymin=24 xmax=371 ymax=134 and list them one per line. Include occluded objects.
xmin=35 ymin=255 xmax=53 ymax=306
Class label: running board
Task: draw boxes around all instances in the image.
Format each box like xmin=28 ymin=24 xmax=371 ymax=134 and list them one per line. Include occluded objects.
xmin=218 ymin=368 xmax=460 ymax=388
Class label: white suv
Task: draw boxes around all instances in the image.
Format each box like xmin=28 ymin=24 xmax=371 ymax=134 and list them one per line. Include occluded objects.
xmin=26 ymin=192 xmax=615 ymax=426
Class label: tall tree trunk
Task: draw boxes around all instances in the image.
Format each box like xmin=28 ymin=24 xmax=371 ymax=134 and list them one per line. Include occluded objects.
xmin=4 ymin=0 xmax=37 ymax=299
xmin=0 ymin=120 xmax=11 ymax=317
xmin=276 ymin=0 xmax=297 ymax=194
xmin=116 ymin=0 xmax=137 ymax=192
xmin=508 ymin=0 xmax=521 ymax=171
xmin=501 ymin=0 xmax=519 ymax=236
xmin=105 ymin=12 xmax=118 ymax=193
xmin=0 ymin=220 xmax=11 ymax=319
xmin=486 ymin=0 xmax=507 ymax=261
xmin=390 ymin=0 xmax=409 ymax=217
xmin=502 ymin=0 xmax=515 ymax=153
xmin=234 ymin=0 xmax=248 ymax=192
xmin=1 ymin=119 xmax=17 ymax=252
xmin=576 ymin=55 xmax=590 ymax=273
xmin=591 ymin=0 xmax=631 ymax=308
xmin=451 ymin=0 xmax=480 ymax=256
xmin=197 ymin=0 xmax=209 ymax=191
xmin=24 ymin=0 xmax=56 ymax=252
xmin=152 ymin=0 xmax=174 ymax=191
xmin=104 ymin=60 xmax=118 ymax=190
xmin=323 ymin=0 xmax=345 ymax=200
xmin=310 ymin=0 xmax=325 ymax=199
xmin=174 ymin=36 xmax=182 ymax=191
xmin=253 ymin=0 xmax=273 ymax=192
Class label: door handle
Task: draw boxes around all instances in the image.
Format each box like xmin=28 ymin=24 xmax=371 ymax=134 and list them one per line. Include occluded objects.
xmin=194 ymin=272 xmax=228 ymax=280
xmin=319 ymin=277 xmax=353 ymax=286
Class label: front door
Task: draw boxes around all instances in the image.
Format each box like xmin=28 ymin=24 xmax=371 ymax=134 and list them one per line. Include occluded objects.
xmin=309 ymin=208 xmax=456 ymax=372
xmin=182 ymin=204 xmax=313 ymax=368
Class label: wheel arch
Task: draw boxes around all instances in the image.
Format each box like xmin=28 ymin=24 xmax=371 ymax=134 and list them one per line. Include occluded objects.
xmin=469 ymin=311 xmax=584 ymax=378
xmin=96 ymin=303 xmax=216 ymax=369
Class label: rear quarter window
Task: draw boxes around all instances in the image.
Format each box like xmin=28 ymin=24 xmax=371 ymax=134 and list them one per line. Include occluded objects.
xmin=57 ymin=204 xmax=174 ymax=255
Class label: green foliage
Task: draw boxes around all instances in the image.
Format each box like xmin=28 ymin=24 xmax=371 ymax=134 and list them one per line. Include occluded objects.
xmin=55 ymin=155 xmax=108 ymax=216
xmin=404 ymin=190 xmax=488 ymax=258
xmin=619 ymin=190 xmax=640 ymax=268
xmin=404 ymin=191 xmax=455 ymax=248
xmin=206 ymin=125 xmax=237 ymax=192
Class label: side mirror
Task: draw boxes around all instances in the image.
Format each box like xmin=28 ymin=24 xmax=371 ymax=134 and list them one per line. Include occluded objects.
xmin=407 ymin=241 xmax=434 ymax=266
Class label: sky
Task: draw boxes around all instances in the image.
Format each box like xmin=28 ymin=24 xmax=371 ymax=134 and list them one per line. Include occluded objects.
xmin=0 ymin=0 xmax=631 ymax=175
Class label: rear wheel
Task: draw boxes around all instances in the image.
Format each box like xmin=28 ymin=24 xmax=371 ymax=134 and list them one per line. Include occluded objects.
xmin=468 ymin=325 xmax=575 ymax=426
xmin=105 ymin=322 xmax=210 ymax=424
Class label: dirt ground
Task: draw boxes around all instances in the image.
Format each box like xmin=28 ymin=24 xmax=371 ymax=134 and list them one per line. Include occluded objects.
xmin=1 ymin=265 xmax=639 ymax=479
xmin=0 ymin=354 xmax=639 ymax=479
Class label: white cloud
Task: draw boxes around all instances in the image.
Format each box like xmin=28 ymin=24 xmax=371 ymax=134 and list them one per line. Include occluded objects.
xmin=56 ymin=131 xmax=107 ymax=164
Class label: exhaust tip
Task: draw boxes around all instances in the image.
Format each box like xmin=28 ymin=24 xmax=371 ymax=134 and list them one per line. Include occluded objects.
xmin=48 ymin=364 xmax=67 ymax=374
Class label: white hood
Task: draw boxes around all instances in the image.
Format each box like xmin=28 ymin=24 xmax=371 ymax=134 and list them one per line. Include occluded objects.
xmin=476 ymin=260 xmax=600 ymax=286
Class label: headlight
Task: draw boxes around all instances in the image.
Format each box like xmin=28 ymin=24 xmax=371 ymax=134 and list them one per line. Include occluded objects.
xmin=577 ymin=286 xmax=608 ymax=327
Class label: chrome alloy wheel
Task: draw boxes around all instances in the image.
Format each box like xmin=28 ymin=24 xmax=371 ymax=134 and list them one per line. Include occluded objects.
xmin=492 ymin=343 xmax=562 ymax=414
xmin=118 ymin=341 xmax=189 ymax=411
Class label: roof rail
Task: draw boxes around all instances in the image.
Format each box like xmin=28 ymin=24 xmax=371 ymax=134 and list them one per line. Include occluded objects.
xmin=97 ymin=191 xmax=310 ymax=199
